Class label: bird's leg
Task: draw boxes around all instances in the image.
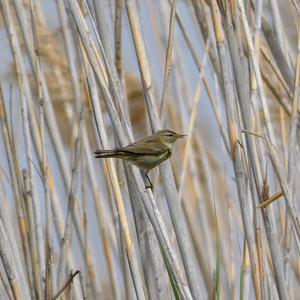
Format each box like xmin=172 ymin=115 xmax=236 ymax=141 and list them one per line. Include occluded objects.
xmin=141 ymin=171 xmax=153 ymax=190
xmin=145 ymin=173 xmax=153 ymax=190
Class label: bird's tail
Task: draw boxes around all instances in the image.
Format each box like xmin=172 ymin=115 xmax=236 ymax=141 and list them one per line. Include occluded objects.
xmin=94 ymin=149 xmax=123 ymax=158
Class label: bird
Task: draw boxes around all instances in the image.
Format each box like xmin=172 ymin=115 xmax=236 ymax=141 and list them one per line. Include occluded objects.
xmin=94 ymin=129 xmax=186 ymax=188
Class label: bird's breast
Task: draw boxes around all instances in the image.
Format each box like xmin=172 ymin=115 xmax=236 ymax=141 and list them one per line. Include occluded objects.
xmin=166 ymin=148 xmax=172 ymax=159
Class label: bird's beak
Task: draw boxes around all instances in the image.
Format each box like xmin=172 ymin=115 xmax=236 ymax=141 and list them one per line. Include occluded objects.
xmin=176 ymin=134 xmax=186 ymax=139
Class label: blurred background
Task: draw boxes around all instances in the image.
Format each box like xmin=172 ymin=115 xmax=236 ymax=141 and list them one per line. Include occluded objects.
xmin=0 ymin=0 xmax=299 ymax=299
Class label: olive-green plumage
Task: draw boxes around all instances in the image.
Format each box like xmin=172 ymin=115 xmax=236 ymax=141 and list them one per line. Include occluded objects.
xmin=94 ymin=129 xmax=185 ymax=173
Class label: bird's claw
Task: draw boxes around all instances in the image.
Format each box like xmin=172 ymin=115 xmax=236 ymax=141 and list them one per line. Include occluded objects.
xmin=145 ymin=183 xmax=153 ymax=191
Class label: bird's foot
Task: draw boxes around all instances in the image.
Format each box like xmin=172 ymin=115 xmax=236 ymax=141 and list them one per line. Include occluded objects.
xmin=145 ymin=183 xmax=153 ymax=191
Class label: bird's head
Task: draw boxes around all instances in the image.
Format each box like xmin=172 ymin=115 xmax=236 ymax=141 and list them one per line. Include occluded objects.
xmin=156 ymin=129 xmax=186 ymax=147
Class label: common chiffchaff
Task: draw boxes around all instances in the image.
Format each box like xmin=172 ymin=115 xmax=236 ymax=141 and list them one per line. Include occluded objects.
xmin=94 ymin=129 xmax=186 ymax=188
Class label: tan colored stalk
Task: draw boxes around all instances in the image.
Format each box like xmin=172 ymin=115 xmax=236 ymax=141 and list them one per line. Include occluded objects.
xmin=1 ymin=0 xmax=43 ymax=297
xmin=29 ymin=1 xmax=53 ymax=298
xmin=159 ymin=0 xmax=177 ymax=118
xmin=78 ymin=44 xmax=148 ymax=298
xmin=115 ymin=0 xmax=123 ymax=76
xmin=125 ymin=1 xmax=202 ymax=297
xmin=209 ymin=1 xmax=262 ymax=298
xmin=178 ymin=41 xmax=209 ymax=201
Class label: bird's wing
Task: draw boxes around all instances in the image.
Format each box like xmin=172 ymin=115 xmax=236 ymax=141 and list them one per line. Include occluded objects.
xmin=120 ymin=139 xmax=168 ymax=156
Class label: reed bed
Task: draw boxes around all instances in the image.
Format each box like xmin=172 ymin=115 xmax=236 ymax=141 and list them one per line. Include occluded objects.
xmin=0 ymin=0 xmax=299 ymax=299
